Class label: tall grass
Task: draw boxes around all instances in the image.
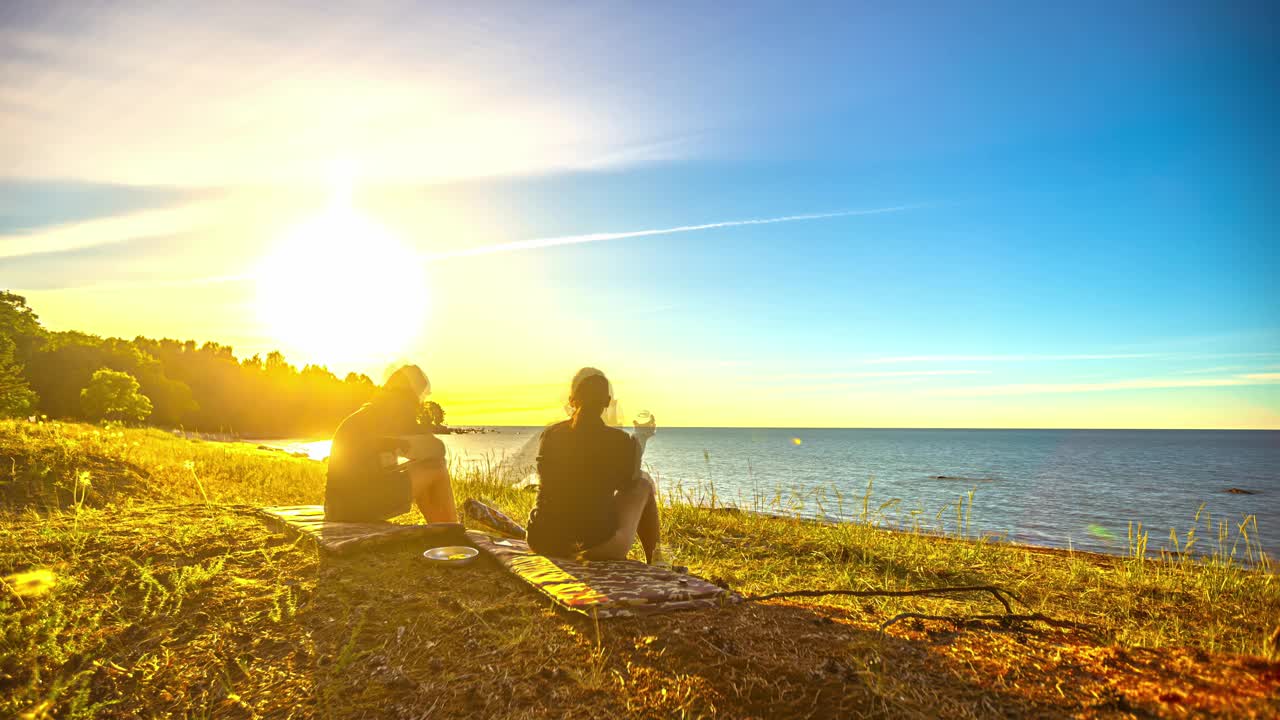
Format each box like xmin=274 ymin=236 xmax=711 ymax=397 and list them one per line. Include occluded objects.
xmin=3 ymin=418 xmax=1277 ymax=659
xmin=653 ymin=450 xmax=1276 ymax=656
xmin=3 ymin=418 xmax=1279 ymax=719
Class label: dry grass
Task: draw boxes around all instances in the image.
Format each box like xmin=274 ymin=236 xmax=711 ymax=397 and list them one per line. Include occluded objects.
xmin=2 ymin=419 xmax=1278 ymax=719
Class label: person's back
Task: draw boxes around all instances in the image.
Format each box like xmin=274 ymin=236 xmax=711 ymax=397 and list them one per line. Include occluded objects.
xmin=324 ymin=365 xmax=455 ymax=523
xmin=524 ymin=369 xmax=659 ymax=563
xmin=527 ymin=418 xmax=637 ymax=556
xmin=325 ymin=399 xmax=417 ymax=520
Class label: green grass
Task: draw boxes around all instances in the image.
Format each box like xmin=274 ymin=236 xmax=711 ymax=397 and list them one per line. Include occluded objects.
xmin=3 ymin=419 xmax=1278 ymax=719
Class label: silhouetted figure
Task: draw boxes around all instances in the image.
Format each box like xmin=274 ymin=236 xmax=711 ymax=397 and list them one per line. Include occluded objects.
xmin=526 ymin=368 xmax=661 ymax=563
xmin=324 ymin=365 xmax=457 ymax=523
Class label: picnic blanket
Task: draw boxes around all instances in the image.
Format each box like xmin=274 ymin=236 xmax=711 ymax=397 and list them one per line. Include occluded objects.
xmin=467 ymin=530 xmax=741 ymax=619
xmin=256 ymin=505 xmax=466 ymax=555
xmin=461 ymin=497 xmax=527 ymax=538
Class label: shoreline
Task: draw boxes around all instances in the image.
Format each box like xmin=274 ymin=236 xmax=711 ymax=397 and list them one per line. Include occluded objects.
xmin=238 ymin=434 xmax=1276 ymax=565
xmin=699 ymin=504 xmax=1276 ymax=568
xmin=702 ymin=506 xmax=1133 ymax=565
xmin=216 ymin=427 xmax=1275 ymax=565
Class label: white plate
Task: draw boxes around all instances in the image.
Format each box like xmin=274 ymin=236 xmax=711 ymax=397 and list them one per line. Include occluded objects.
xmin=422 ymin=545 xmax=479 ymax=566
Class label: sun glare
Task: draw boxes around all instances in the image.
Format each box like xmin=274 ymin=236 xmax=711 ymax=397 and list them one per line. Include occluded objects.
xmin=255 ymin=201 xmax=428 ymax=370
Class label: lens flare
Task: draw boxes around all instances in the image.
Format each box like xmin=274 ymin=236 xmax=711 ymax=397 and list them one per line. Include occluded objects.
xmin=1086 ymin=524 xmax=1116 ymax=542
xmin=3 ymin=568 xmax=57 ymax=598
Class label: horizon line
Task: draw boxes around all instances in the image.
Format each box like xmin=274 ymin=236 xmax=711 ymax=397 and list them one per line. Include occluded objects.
xmin=446 ymin=424 xmax=1280 ymax=432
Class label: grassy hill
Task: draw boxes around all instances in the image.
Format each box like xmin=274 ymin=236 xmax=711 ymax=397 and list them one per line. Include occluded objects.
xmin=2 ymin=419 xmax=1278 ymax=718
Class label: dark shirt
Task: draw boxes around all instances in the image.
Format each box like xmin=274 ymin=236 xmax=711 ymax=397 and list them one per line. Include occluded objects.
xmin=526 ymin=419 xmax=639 ymax=556
xmin=324 ymin=396 xmax=442 ymax=521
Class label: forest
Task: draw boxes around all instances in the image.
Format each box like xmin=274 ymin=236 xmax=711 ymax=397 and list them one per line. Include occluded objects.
xmin=0 ymin=291 xmax=392 ymax=437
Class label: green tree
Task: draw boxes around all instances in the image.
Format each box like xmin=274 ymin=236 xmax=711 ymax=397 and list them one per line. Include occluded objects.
xmin=0 ymin=293 xmax=379 ymax=434
xmin=0 ymin=292 xmax=43 ymax=415
xmin=0 ymin=291 xmax=44 ymax=361
xmin=420 ymin=400 xmax=446 ymax=429
xmin=81 ymin=369 xmax=153 ymax=422
xmin=0 ymin=335 xmax=37 ymax=416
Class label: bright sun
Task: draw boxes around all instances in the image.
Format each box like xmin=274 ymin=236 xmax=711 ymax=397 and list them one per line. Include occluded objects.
xmin=255 ymin=201 xmax=428 ymax=369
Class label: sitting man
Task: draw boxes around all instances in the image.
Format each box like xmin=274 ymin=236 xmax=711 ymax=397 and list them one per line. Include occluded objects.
xmin=324 ymin=365 xmax=458 ymax=523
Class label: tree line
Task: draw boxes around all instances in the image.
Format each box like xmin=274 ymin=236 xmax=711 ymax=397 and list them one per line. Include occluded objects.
xmin=0 ymin=291 xmax=419 ymax=437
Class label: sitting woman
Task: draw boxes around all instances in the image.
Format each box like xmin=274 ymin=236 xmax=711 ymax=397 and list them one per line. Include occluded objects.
xmin=526 ymin=368 xmax=661 ymax=563
xmin=324 ymin=365 xmax=458 ymax=523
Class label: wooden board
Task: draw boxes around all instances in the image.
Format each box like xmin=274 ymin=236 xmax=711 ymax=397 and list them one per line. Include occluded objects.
xmin=256 ymin=505 xmax=465 ymax=555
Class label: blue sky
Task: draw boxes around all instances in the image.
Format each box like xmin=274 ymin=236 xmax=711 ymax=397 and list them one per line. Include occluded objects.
xmin=1 ymin=1 xmax=1277 ymax=427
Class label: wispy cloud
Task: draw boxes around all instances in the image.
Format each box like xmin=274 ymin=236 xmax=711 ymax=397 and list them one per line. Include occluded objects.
xmin=768 ymin=369 xmax=986 ymax=381
xmin=862 ymin=351 xmax=1280 ymax=367
xmin=929 ymin=374 xmax=1280 ymax=397
xmin=0 ymin=196 xmax=235 ymax=260
xmin=0 ymin=180 xmax=207 ymax=235
xmin=423 ymin=206 xmax=918 ymax=261
xmin=10 ymin=204 xmax=918 ymax=292
xmin=0 ymin=5 xmax=712 ymax=185
xmin=1173 ymin=365 xmax=1252 ymax=375
xmin=863 ymin=353 xmax=1159 ymax=364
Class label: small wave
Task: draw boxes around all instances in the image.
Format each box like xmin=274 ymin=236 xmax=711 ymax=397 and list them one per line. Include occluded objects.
xmin=927 ymin=475 xmax=999 ymax=483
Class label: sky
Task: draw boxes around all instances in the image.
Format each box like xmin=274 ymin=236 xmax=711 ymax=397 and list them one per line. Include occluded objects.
xmin=2 ymin=1 xmax=1278 ymax=428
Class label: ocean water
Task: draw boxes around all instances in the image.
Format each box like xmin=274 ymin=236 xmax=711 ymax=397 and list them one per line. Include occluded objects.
xmin=270 ymin=428 xmax=1280 ymax=557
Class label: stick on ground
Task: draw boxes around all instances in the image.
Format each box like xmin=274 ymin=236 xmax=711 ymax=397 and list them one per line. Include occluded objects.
xmin=743 ymin=584 xmax=1018 ymax=614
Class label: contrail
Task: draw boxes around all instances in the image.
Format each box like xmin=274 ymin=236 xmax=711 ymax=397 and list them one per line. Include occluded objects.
xmin=23 ymin=204 xmax=918 ymax=291
xmin=422 ymin=205 xmax=918 ymax=261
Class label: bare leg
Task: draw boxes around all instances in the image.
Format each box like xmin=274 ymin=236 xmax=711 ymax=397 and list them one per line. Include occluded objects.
xmin=637 ymin=487 xmax=659 ymax=563
xmin=632 ymin=433 xmax=660 ymax=562
xmin=409 ymin=464 xmax=458 ymax=523
xmin=585 ymin=472 xmax=660 ymax=563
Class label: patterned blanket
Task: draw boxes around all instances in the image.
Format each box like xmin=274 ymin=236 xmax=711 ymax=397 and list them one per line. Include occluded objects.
xmin=256 ymin=505 xmax=466 ymax=555
xmin=467 ymin=530 xmax=741 ymax=619
xmin=461 ymin=497 xmax=527 ymax=538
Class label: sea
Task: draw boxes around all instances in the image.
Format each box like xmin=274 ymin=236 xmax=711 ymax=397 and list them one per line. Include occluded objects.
xmin=265 ymin=428 xmax=1279 ymax=558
